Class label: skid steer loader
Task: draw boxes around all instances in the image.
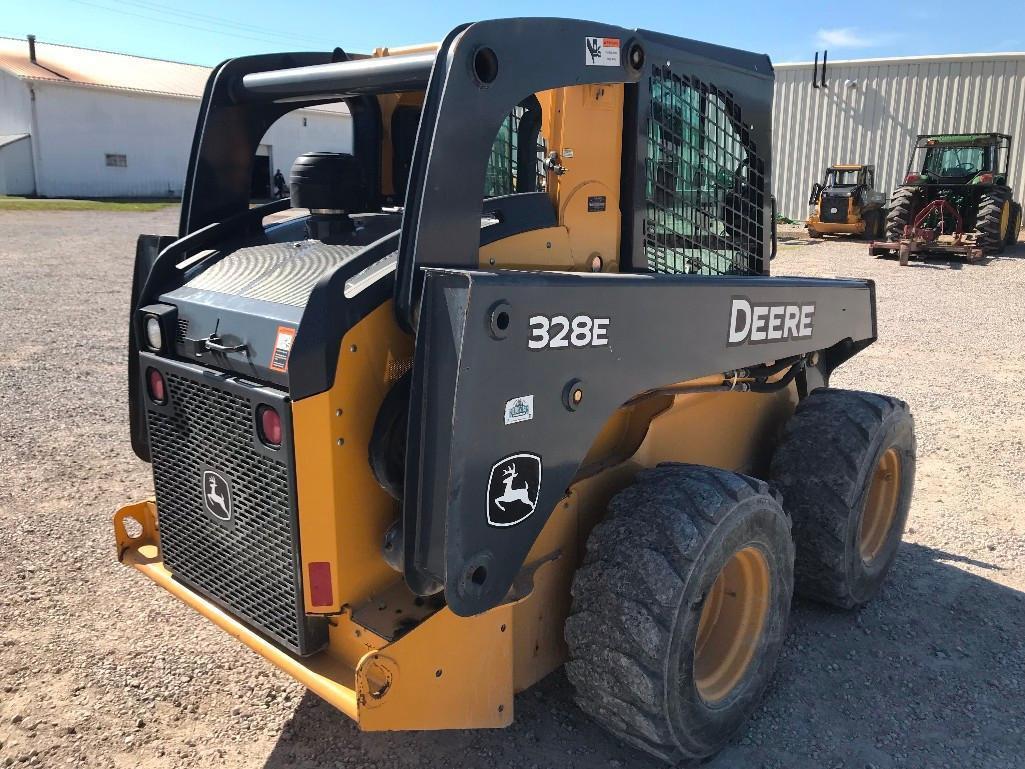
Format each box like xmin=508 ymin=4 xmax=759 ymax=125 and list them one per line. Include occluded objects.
xmin=115 ymin=19 xmax=916 ymax=764
xmin=806 ymin=164 xmax=886 ymax=239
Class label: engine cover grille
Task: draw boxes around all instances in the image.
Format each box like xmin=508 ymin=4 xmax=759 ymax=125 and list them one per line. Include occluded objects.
xmin=820 ymin=194 xmax=850 ymax=223
xmin=142 ymin=354 xmax=326 ymax=656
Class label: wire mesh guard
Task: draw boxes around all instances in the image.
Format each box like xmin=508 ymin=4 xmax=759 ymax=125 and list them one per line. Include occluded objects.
xmin=485 ymin=105 xmax=548 ymax=197
xmin=644 ymin=66 xmax=765 ymax=275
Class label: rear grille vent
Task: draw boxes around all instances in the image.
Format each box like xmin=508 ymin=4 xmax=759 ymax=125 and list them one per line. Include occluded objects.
xmin=820 ymin=195 xmax=849 ymax=223
xmin=177 ymin=318 xmax=189 ymax=340
xmin=145 ymin=365 xmax=325 ymax=655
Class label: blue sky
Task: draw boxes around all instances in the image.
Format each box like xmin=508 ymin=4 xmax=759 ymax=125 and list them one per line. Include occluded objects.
xmin=1 ymin=0 xmax=1022 ymax=67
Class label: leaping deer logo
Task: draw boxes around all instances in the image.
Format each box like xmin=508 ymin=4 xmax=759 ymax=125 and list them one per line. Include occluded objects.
xmin=206 ymin=477 xmax=229 ymax=519
xmin=493 ymin=463 xmax=536 ymax=512
xmin=202 ymin=470 xmax=232 ymax=522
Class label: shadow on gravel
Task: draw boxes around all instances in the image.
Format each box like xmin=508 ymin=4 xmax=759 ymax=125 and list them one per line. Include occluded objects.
xmin=261 ymin=542 xmax=1025 ymax=769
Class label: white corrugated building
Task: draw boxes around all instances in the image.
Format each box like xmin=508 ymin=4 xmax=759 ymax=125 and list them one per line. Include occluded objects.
xmin=772 ymin=52 xmax=1025 ymax=220
xmin=0 ymin=36 xmax=352 ymax=198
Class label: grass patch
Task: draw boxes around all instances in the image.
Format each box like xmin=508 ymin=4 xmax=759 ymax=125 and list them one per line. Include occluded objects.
xmin=0 ymin=196 xmax=176 ymax=212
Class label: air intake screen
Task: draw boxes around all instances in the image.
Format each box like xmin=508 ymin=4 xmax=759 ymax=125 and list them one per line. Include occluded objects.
xmin=146 ymin=364 xmax=325 ymax=655
xmin=644 ymin=66 xmax=765 ymax=275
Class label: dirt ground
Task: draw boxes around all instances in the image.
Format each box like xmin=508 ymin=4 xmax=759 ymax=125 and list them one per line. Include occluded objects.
xmin=1 ymin=210 xmax=1024 ymax=769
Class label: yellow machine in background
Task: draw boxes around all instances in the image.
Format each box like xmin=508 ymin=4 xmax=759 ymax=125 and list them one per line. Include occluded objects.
xmin=806 ymin=163 xmax=887 ymax=238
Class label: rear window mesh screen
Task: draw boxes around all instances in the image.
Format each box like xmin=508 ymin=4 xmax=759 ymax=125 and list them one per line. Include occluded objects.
xmin=485 ymin=105 xmax=547 ymax=197
xmin=644 ymin=66 xmax=765 ymax=275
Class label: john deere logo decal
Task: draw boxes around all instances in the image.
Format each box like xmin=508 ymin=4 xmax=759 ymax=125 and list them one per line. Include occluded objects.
xmin=201 ymin=467 xmax=233 ymax=526
xmin=487 ymin=453 xmax=542 ymax=527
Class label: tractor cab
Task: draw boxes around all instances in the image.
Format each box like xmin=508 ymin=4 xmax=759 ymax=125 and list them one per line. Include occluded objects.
xmin=905 ymin=133 xmax=1010 ymax=186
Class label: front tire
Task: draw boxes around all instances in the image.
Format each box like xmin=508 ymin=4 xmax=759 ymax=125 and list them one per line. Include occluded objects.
xmin=566 ymin=464 xmax=794 ymax=764
xmin=770 ymin=389 xmax=915 ymax=608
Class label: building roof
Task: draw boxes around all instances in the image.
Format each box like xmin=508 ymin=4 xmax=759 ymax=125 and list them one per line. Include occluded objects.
xmin=0 ymin=36 xmax=345 ymax=113
xmin=776 ymin=50 xmax=1025 ymax=69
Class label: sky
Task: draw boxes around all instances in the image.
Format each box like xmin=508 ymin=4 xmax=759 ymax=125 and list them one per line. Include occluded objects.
xmin=1 ymin=0 xmax=1023 ymax=67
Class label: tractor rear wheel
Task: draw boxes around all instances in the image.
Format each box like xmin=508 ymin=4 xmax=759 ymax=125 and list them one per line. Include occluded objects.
xmin=974 ymin=189 xmax=1011 ymax=253
xmin=770 ymin=389 xmax=915 ymax=609
xmin=566 ymin=464 xmax=794 ymax=764
xmin=862 ymin=209 xmax=881 ymax=240
xmin=884 ymin=186 xmax=918 ymax=241
xmin=1006 ymin=202 xmax=1022 ymax=245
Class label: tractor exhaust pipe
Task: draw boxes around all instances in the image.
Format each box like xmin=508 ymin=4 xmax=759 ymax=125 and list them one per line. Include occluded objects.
xmin=812 ymin=52 xmax=819 ymax=88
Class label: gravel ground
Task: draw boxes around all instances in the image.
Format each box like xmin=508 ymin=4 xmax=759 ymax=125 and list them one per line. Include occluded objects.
xmin=1 ymin=210 xmax=1024 ymax=769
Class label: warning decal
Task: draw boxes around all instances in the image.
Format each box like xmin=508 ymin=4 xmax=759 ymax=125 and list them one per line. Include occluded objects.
xmin=269 ymin=326 xmax=296 ymax=372
xmin=585 ymin=37 xmax=620 ymax=67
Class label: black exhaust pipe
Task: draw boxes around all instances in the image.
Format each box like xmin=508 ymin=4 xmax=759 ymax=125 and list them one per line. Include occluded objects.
xmin=812 ymin=51 xmax=819 ymax=88
xmin=821 ymin=50 xmax=828 ymax=88
xmin=27 ymin=34 xmax=36 ymax=63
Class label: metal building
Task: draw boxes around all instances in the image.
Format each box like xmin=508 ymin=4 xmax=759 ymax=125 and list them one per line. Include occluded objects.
xmin=0 ymin=36 xmax=352 ymax=198
xmin=772 ymin=52 xmax=1025 ymax=220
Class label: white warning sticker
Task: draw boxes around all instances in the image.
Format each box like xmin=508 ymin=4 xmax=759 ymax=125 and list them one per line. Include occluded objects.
xmin=585 ymin=37 xmax=620 ymax=67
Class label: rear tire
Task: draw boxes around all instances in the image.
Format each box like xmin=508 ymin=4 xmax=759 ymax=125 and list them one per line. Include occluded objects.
xmin=884 ymin=186 xmax=918 ymax=241
xmin=974 ymin=189 xmax=1011 ymax=254
xmin=566 ymin=464 xmax=794 ymax=764
xmin=861 ymin=209 xmax=880 ymax=240
xmin=1005 ymin=202 xmax=1022 ymax=245
xmin=770 ymin=389 xmax=915 ymax=609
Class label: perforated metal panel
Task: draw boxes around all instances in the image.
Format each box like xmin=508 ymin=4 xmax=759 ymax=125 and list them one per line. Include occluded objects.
xmin=145 ymin=361 xmax=325 ymax=655
xmin=186 ymin=241 xmax=365 ymax=307
xmin=644 ymin=65 xmax=765 ymax=276
xmin=820 ymin=194 xmax=849 ymax=223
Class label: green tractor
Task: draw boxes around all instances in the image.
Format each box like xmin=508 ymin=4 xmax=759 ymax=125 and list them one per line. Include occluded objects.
xmin=874 ymin=133 xmax=1021 ymax=262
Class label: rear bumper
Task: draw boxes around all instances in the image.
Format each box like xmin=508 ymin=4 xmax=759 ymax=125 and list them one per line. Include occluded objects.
xmin=115 ymin=501 xmax=360 ymax=717
xmin=114 ymin=499 xmax=516 ymax=731
xmin=806 ymin=219 xmax=864 ymax=235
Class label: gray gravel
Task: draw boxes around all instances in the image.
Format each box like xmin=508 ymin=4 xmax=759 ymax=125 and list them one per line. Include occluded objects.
xmin=1 ymin=211 xmax=1024 ymax=769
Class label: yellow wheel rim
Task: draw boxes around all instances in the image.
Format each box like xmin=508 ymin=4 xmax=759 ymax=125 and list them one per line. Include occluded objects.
xmin=693 ymin=547 xmax=771 ymax=704
xmin=1000 ymin=201 xmax=1011 ymax=240
xmin=859 ymin=448 xmax=902 ymax=563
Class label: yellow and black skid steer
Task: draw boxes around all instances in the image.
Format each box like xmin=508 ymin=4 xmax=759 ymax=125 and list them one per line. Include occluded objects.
xmin=116 ymin=18 xmax=916 ymax=764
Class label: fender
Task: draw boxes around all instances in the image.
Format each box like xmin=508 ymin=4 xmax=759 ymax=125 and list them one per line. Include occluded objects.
xmin=402 ymin=268 xmax=877 ymax=615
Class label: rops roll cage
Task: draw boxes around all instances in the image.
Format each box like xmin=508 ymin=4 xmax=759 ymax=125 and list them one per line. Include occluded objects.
xmin=162 ymin=18 xmax=774 ymax=333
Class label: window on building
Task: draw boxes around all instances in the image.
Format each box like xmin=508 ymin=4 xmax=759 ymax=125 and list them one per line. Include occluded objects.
xmin=105 ymin=154 xmax=128 ymax=167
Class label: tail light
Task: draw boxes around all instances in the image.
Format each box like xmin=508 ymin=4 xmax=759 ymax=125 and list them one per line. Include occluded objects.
xmin=904 ymin=172 xmax=922 ymax=184
xmin=973 ymin=173 xmax=994 ymax=184
xmin=147 ymin=368 xmax=166 ymax=404
xmin=257 ymin=405 xmax=282 ymax=447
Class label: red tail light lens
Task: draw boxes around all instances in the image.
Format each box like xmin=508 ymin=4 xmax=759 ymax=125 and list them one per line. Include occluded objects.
xmin=257 ymin=405 xmax=282 ymax=447
xmin=975 ymin=173 xmax=994 ymax=184
xmin=147 ymin=368 xmax=166 ymax=404
xmin=904 ymin=173 xmax=921 ymax=184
